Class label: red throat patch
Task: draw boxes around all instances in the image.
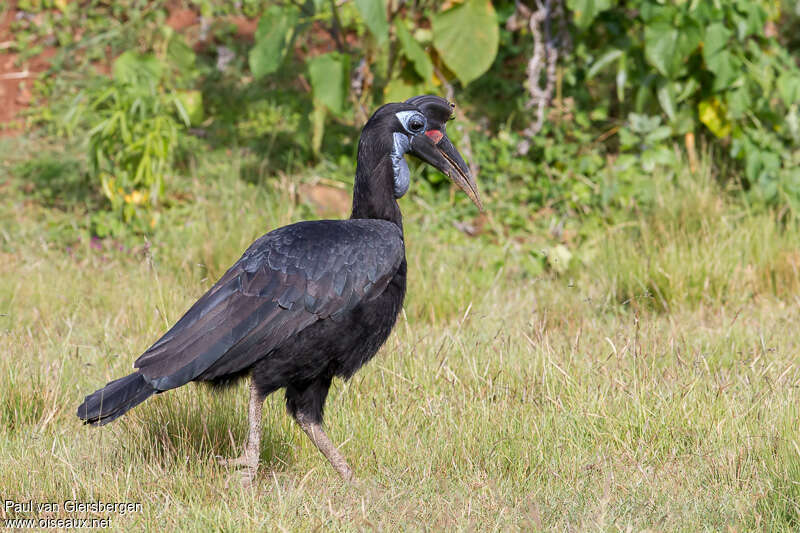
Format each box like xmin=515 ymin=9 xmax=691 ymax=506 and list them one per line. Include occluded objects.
xmin=425 ymin=129 xmax=444 ymax=144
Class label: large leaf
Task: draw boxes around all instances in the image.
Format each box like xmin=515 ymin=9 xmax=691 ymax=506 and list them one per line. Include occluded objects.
xmin=166 ymin=34 xmax=198 ymax=83
xmin=639 ymin=2 xmax=675 ymax=23
xmin=675 ymin=78 xmax=699 ymax=103
xmin=566 ymin=0 xmax=613 ymax=30
xmin=174 ymin=90 xmax=203 ymax=126
xmin=726 ymin=85 xmax=751 ymax=119
xmin=701 ymin=23 xmax=738 ymax=90
xmin=703 ymin=23 xmax=731 ymax=59
xmin=586 ymin=48 xmax=622 ymax=80
xmin=656 ymin=79 xmax=676 ymax=122
xmin=432 ymin=0 xmax=498 ymax=86
xmin=308 ymin=52 xmax=350 ymax=115
xmin=249 ymin=5 xmax=299 ymax=79
xmin=777 ymin=73 xmax=800 ymax=109
xmin=113 ymin=51 xmax=163 ymax=85
xmin=698 ymin=97 xmax=731 ymax=138
xmin=383 ymin=78 xmax=426 ymax=103
xmin=644 ymin=23 xmax=679 ymax=78
xmin=396 ymin=20 xmax=433 ymax=82
xmin=644 ymin=22 xmax=700 ymax=79
xmin=709 ymin=51 xmax=740 ymax=91
xmin=734 ymin=1 xmax=766 ymax=39
xmin=355 ymin=0 xmax=388 ymax=44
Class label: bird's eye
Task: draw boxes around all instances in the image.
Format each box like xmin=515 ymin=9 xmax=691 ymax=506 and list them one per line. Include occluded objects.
xmin=395 ymin=110 xmax=427 ymax=135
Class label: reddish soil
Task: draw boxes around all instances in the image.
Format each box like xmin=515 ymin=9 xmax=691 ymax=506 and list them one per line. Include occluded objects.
xmin=165 ymin=7 xmax=198 ymax=32
xmin=229 ymin=16 xmax=258 ymax=41
xmin=0 ymin=1 xmax=266 ymax=138
xmin=1 ymin=3 xmax=30 ymax=135
xmin=0 ymin=1 xmax=59 ymax=137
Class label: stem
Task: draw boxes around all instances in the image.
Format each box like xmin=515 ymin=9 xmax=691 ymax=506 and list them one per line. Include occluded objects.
xmin=328 ymin=0 xmax=346 ymax=53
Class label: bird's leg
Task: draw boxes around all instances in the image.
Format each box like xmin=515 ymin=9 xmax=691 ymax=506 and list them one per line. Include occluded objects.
xmin=295 ymin=412 xmax=353 ymax=482
xmin=286 ymin=376 xmax=353 ymax=482
xmin=219 ymin=381 xmax=264 ymax=484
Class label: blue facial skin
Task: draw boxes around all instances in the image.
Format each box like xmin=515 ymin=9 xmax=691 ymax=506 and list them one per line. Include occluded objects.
xmin=391 ymin=132 xmax=411 ymax=198
xmin=391 ymin=111 xmax=428 ymax=199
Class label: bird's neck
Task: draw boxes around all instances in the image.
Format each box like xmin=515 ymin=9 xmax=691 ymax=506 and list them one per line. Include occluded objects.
xmin=350 ymin=143 xmax=403 ymax=229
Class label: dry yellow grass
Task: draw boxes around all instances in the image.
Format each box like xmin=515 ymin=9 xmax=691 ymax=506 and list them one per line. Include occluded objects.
xmin=1 ymin=155 xmax=799 ymax=530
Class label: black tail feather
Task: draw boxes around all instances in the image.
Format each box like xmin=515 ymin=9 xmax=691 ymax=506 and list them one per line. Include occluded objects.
xmin=76 ymin=372 xmax=155 ymax=426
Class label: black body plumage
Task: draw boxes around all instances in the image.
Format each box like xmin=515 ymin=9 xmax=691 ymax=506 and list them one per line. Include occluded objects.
xmin=77 ymin=218 xmax=406 ymax=426
xmin=77 ymin=96 xmax=481 ymax=480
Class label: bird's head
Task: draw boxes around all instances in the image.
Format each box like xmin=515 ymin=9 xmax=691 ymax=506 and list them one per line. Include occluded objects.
xmin=360 ymin=95 xmax=483 ymax=211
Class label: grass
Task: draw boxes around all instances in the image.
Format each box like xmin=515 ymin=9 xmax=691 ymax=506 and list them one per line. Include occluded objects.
xmin=1 ymin=142 xmax=799 ymax=530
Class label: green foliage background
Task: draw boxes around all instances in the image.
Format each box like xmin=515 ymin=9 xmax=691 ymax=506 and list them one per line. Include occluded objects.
xmin=8 ymin=0 xmax=800 ymax=245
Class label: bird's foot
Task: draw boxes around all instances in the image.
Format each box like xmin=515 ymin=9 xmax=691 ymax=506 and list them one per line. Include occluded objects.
xmin=237 ymin=466 xmax=258 ymax=488
xmin=217 ymin=453 xmax=256 ymax=468
xmin=222 ymin=466 xmax=258 ymax=489
xmin=295 ymin=415 xmax=355 ymax=483
xmin=218 ymin=451 xmax=260 ymax=488
xmin=333 ymin=460 xmax=354 ymax=482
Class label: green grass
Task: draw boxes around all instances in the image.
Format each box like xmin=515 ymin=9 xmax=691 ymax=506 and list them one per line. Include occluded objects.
xmin=1 ymin=145 xmax=799 ymax=530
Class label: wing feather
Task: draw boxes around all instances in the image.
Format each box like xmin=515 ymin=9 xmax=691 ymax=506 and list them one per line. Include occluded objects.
xmin=134 ymin=219 xmax=403 ymax=391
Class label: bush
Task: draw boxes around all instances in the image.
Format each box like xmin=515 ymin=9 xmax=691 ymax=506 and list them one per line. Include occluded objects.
xmin=560 ymin=0 xmax=800 ymax=205
xmin=17 ymin=0 xmax=800 ymax=237
xmin=59 ymin=33 xmax=202 ymax=236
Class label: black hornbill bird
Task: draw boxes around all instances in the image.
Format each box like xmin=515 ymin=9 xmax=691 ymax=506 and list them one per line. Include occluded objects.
xmin=77 ymin=95 xmax=483 ymax=482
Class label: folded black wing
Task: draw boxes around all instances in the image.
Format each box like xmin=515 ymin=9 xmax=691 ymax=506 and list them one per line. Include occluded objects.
xmin=134 ymin=219 xmax=404 ymax=391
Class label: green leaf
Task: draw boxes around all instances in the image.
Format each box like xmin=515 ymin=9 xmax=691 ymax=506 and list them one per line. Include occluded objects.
xmin=566 ymin=0 xmax=613 ymax=29
xmin=383 ymin=78 xmax=426 ymax=102
xmin=675 ymin=78 xmax=699 ymax=103
xmin=734 ymin=0 xmax=766 ymax=39
xmin=641 ymin=145 xmax=675 ymax=172
xmin=113 ymin=51 xmax=163 ymax=85
xmin=644 ymin=125 xmax=672 ymax=145
xmin=786 ymin=105 xmax=800 ymax=143
xmin=702 ymin=23 xmax=739 ymax=91
xmin=671 ymin=105 xmax=697 ymax=135
xmin=629 ymin=113 xmax=661 ymax=134
xmin=656 ymin=80 xmax=676 ymax=122
xmin=645 ymin=22 xmax=700 ymax=79
xmin=396 ymin=20 xmax=433 ymax=82
xmin=727 ymin=85 xmax=751 ymax=118
xmin=703 ymin=23 xmax=731 ymax=59
xmin=586 ymin=49 xmax=623 ymax=80
xmin=310 ymin=101 xmax=326 ymax=156
xmin=308 ymin=52 xmax=350 ymax=115
xmin=355 ymin=0 xmax=389 ymax=44
xmin=616 ymin=53 xmax=627 ymax=102
xmin=432 ymin=0 xmax=499 ymax=86
xmin=777 ymin=73 xmax=800 ymax=109
xmin=166 ymin=34 xmax=197 ymax=82
xmin=249 ymin=5 xmax=299 ymax=79
xmin=645 ymin=23 xmax=679 ymax=78
xmin=710 ymin=51 xmax=740 ymax=91
xmin=679 ymin=22 xmax=702 ymax=58
xmin=174 ymin=90 xmax=203 ymax=126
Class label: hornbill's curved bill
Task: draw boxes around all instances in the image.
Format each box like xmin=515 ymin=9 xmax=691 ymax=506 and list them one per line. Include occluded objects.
xmin=406 ymin=95 xmax=483 ymax=211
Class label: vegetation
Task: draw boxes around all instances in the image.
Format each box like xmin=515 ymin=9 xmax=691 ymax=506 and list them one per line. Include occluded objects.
xmin=8 ymin=0 xmax=796 ymax=238
xmin=1 ymin=0 xmax=799 ymax=529
xmin=2 ymin=143 xmax=800 ymax=528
